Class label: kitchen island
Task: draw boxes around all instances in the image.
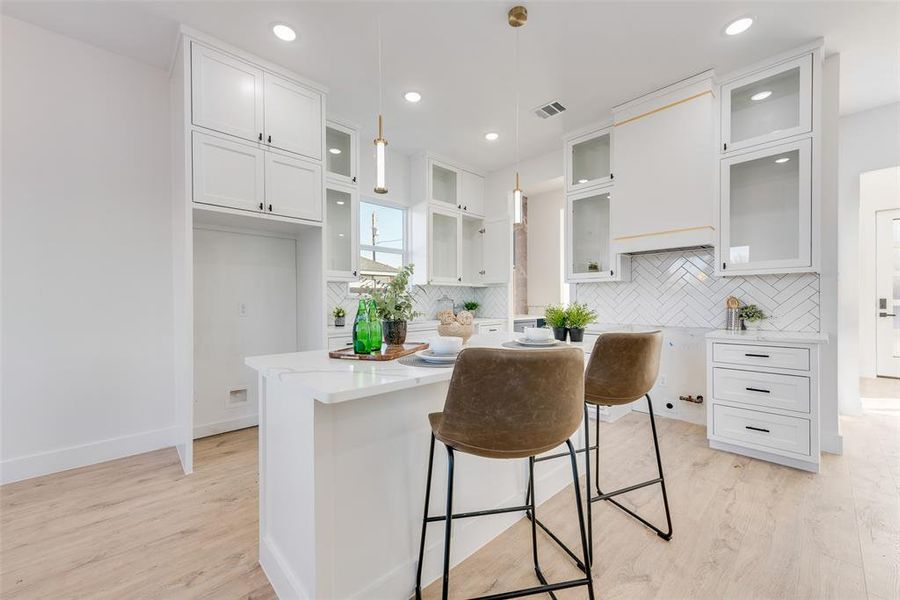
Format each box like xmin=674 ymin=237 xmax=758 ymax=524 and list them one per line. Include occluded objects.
xmin=245 ymin=333 xmax=585 ymax=599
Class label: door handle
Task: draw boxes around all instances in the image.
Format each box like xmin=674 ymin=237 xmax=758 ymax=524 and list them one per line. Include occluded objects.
xmin=879 ymin=312 xmax=896 ymax=317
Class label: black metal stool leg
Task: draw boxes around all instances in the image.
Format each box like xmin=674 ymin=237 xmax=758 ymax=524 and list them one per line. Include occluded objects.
xmin=647 ymin=396 xmax=673 ymax=540
xmin=441 ymin=446 xmax=455 ymax=600
xmin=583 ymin=404 xmax=593 ymax=567
xmin=415 ymin=434 xmax=437 ymax=599
xmin=565 ymin=439 xmax=596 ymax=600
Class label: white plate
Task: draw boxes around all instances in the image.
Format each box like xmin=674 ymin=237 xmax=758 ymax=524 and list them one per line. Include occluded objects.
xmin=516 ymin=338 xmax=560 ymax=347
xmin=417 ymin=349 xmax=459 ymax=363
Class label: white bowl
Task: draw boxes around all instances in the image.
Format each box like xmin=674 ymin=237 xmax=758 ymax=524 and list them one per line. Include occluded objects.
xmin=430 ymin=336 xmax=463 ymax=356
xmin=524 ymin=327 xmax=553 ymax=341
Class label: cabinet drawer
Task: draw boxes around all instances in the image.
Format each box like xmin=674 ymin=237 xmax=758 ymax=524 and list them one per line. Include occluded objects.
xmin=713 ymin=368 xmax=810 ymax=413
xmin=712 ymin=343 xmax=809 ymax=371
xmin=713 ymin=404 xmax=810 ymax=456
xmin=327 ymin=336 xmax=353 ymax=351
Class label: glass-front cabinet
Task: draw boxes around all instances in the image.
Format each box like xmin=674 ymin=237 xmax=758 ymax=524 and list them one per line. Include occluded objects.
xmin=325 ymin=185 xmax=358 ymax=280
xmin=720 ymin=139 xmax=812 ymax=273
xmin=430 ymin=160 xmax=460 ymax=208
xmin=566 ymin=189 xmax=618 ymax=281
xmin=721 ymin=54 xmax=812 ymax=153
xmin=566 ymin=127 xmax=612 ymax=192
xmin=430 ymin=207 xmax=460 ymax=283
xmin=325 ymin=121 xmax=357 ymax=185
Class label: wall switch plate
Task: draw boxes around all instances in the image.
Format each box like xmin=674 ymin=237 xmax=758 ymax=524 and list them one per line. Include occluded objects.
xmin=228 ymin=388 xmax=248 ymax=406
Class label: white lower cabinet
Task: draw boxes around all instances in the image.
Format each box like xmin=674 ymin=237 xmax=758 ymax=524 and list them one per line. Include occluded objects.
xmin=706 ymin=333 xmax=824 ymax=472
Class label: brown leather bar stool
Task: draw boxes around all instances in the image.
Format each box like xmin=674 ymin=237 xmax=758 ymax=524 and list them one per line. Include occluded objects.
xmin=528 ymin=331 xmax=672 ymax=570
xmin=414 ymin=347 xmax=595 ymax=600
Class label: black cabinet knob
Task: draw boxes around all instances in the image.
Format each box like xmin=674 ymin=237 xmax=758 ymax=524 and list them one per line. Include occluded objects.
xmin=267 ymin=135 xmax=272 ymax=143
xmin=268 ymin=204 xmax=273 ymax=212
xmin=258 ymin=202 xmax=264 ymax=210
xmin=463 ymin=205 xmax=467 ymax=211
xmin=352 ymin=176 xmax=357 ymax=183
xmin=258 ymin=133 xmax=263 ymax=141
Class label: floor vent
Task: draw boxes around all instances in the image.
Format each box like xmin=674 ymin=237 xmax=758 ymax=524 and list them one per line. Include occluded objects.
xmin=533 ymin=100 xmax=567 ymax=119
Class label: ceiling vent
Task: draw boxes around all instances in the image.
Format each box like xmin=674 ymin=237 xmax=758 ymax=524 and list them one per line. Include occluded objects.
xmin=533 ymin=100 xmax=567 ymax=119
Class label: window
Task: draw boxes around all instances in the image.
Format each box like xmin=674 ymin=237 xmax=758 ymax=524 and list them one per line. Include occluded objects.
xmin=350 ymin=199 xmax=406 ymax=293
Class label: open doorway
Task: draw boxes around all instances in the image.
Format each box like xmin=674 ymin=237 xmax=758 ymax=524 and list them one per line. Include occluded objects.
xmin=875 ymin=208 xmax=900 ymax=377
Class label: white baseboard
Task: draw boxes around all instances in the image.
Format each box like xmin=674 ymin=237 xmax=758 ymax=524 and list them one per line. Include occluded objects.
xmin=193 ymin=414 xmax=258 ymax=439
xmin=1 ymin=426 xmax=180 ymax=485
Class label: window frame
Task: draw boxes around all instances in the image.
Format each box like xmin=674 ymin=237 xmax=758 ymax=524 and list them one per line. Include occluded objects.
xmin=350 ymin=197 xmax=408 ymax=294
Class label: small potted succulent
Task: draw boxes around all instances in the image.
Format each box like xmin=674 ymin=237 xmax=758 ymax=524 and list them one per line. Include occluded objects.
xmin=587 ymin=260 xmax=600 ymax=273
xmin=371 ymin=264 xmax=422 ymax=345
xmin=463 ymin=300 xmax=480 ymax=316
xmin=565 ymin=302 xmax=597 ymax=343
xmin=332 ymin=306 xmax=346 ymax=327
xmin=544 ymin=304 xmax=568 ymax=341
xmin=739 ymin=304 xmax=767 ymax=330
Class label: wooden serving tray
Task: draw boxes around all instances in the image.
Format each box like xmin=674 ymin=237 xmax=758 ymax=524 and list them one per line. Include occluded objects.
xmin=328 ymin=342 xmax=429 ymax=361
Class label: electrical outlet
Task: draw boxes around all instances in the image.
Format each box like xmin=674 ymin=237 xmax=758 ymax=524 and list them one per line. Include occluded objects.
xmin=238 ymin=302 xmax=248 ymax=317
xmin=228 ymin=388 xmax=248 ymax=406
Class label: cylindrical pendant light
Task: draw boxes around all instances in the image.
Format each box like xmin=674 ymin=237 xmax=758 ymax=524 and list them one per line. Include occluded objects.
xmin=374 ymin=19 xmax=388 ymax=194
xmin=509 ymin=6 xmax=526 ymax=223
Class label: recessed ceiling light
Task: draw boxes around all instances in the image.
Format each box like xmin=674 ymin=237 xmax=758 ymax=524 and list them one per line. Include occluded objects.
xmin=272 ymin=23 xmax=297 ymax=42
xmin=336 ymin=200 xmax=346 ymax=205
xmin=775 ymin=157 xmax=790 ymax=164
xmin=403 ymin=91 xmax=422 ymax=103
xmin=484 ymin=132 xmax=499 ymax=141
xmin=725 ymin=17 xmax=753 ymax=36
xmin=329 ymin=148 xmax=342 ymax=155
xmin=577 ymin=179 xmax=589 ymax=184
xmin=750 ymin=90 xmax=772 ymax=101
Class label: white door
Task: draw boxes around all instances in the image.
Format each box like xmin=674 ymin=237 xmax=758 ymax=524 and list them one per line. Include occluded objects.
xmin=191 ymin=43 xmax=264 ymax=143
xmin=326 ymin=121 xmax=358 ymax=186
xmin=460 ymin=171 xmax=485 ymax=216
xmin=325 ymin=185 xmax=359 ymax=280
xmin=264 ymin=73 xmax=322 ymax=161
xmin=876 ymin=208 xmax=900 ymax=377
xmin=429 ymin=160 xmax=461 ymax=208
xmin=192 ymin=132 xmax=264 ymax=212
xmin=265 ymin=152 xmax=323 ymax=222
xmin=482 ymin=216 xmax=510 ymax=284
xmin=429 ymin=207 xmax=460 ymax=284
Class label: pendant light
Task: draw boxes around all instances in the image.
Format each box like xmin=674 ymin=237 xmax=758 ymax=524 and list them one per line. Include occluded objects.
xmin=509 ymin=6 xmax=527 ymax=223
xmin=374 ymin=19 xmax=388 ymax=194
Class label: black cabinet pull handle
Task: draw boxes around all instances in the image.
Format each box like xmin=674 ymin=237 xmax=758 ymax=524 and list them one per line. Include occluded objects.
xmin=352 ymin=176 xmax=357 ymax=183
xmin=463 ymin=205 xmax=467 ymax=211
xmin=345 ymin=342 xmax=353 ymax=346
xmin=723 ymin=142 xmax=728 ymax=151
xmin=745 ymin=353 xmax=770 ymax=358
xmin=268 ymin=204 xmax=273 ymax=212
xmin=457 ymin=277 xmax=462 ymax=282
xmin=258 ymin=133 xmax=263 ymax=141
xmin=722 ymin=262 xmax=727 ymax=270
xmin=267 ymin=135 xmax=272 ymax=143
xmin=258 ymin=202 xmax=264 ymax=210
xmin=745 ymin=425 xmax=770 ymax=433
xmin=746 ymin=387 xmax=771 ymax=394
xmin=457 ymin=204 xmax=461 ymax=209
xmin=610 ymin=270 xmax=614 ymax=276
xmin=610 ymin=172 xmax=614 ymax=180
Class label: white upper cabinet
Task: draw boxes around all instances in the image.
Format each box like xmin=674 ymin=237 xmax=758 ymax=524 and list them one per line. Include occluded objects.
xmin=481 ymin=217 xmax=509 ymax=284
xmin=192 ymin=131 xmax=264 ymax=212
xmin=565 ymin=189 xmax=630 ymax=282
xmin=721 ymin=54 xmax=812 ymax=153
xmin=611 ymin=74 xmax=716 ymax=254
xmin=460 ymin=170 xmax=485 ymax=216
xmin=430 ymin=160 xmax=460 ymax=208
xmin=429 ymin=206 xmax=460 ymax=284
xmin=264 ymin=73 xmax=323 ymax=161
xmin=566 ymin=127 xmax=612 ymax=192
xmin=264 ymin=152 xmax=322 ymax=222
xmin=191 ymin=44 xmax=264 ymax=143
xmin=720 ymin=139 xmax=812 ymax=273
xmin=325 ymin=185 xmax=358 ymax=280
xmin=325 ymin=121 xmax=357 ymax=185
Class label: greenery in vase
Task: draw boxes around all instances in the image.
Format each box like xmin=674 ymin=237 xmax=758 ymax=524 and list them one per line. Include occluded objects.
xmin=544 ymin=304 xmax=567 ymax=329
xmin=463 ymin=300 xmax=479 ymax=313
xmin=565 ymin=302 xmax=598 ymax=329
xmin=371 ymin=264 xmax=422 ymax=322
xmin=739 ymin=304 xmax=767 ymax=323
xmin=332 ymin=306 xmax=346 ymax=319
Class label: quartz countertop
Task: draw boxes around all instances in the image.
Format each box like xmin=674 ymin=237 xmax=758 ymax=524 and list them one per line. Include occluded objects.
xmin=705 ymin=329 xmax=829 ymax=344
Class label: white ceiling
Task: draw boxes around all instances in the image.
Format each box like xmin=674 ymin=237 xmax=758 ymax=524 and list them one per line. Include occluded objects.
xmin=4 ymin=1 xmax=898 ymax=173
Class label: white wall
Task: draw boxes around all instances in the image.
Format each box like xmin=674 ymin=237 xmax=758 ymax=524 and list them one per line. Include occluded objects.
xmin=526 ymin=188 xmax=565 ymax=313
xmin=1 ymin=17 xmax=175 ymax=483
xmin=484 ymin=149 xmax=563 ymax=219
xmin=837 ymin=101 xmax=900 ymax=414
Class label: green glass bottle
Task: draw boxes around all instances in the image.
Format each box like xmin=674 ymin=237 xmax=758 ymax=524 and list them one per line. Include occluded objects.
xmin=367 ymin=299 xmax=383 ymax=352
xmin=353 ymin=298 xmax=370 ymax=354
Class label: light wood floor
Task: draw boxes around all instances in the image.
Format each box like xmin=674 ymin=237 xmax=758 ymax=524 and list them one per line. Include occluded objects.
xmin=2 ymin=380 xmax=898 ymax=599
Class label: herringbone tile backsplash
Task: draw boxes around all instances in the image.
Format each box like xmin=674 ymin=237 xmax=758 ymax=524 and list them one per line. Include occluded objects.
xmin=574 ymin=249 xmax=820 ymax=332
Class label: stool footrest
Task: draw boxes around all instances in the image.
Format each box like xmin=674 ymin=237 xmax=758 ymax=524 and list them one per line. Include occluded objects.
xmin=591 ymin=477 xmax=662 ymax=502
xmin=470 ymin=577 xmax=592 ymax=600
xmin=533 ymin=444 xmax=597 ymax=463
xmin=425 ymin=503 xmax=531 ymax=523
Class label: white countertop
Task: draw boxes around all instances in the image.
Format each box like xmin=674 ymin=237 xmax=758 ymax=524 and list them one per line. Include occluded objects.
xmin=327 ymin=317 xmax=505 ymax=337
xmin=246 ymin=332 xmax=583 ymax=404
xmin=705 ymin=329 xmax=829 ymax=344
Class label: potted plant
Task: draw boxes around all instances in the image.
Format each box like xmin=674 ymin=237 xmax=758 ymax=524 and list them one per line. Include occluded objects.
xmin=544 ymin=304 xmax=568 ymax=341
xmin=739 ymin=304 xmax=767 ymax=330
xmin=371 ymin=264 xmax=422 ymax=345
xmin=565 ymin=302 xmax=597 ymax=343
xmin=463 ymin=300 xmax=480 ymax=315
xmin=332 ymin=306 xmax=346 ymax=327
xmin=587 ymin=260 xmax=599 ymax=273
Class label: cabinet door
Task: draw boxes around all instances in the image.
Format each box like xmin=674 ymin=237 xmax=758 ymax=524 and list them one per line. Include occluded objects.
xmin=326 ymin=186 xmax=358 ymax=280
xmin=429 ymin=160 xmax=460 ymax=208
xmin=722 ymin=54 xmax=812 ymax=153
xmin=482 ymin=217 xmax=510 ymax=284
xmin=265 ymin=152 xmax=323 ymax=222
xmin=264 ymin=73 xmax=323 ymax=160
xmin=460 ymin=215 xmax=484 ymax=284
xmin=566 ymin=128 xmax=612 ymax=192
xmin=326 ymin=122 xmax=357 ymax=185
xmin=567 ymin=189 xmax=614 ymax=281
xmin=460 ymin=171 xmax=485 ymax=216
xmin=720 ymin=139 xmax=811 ymax=273
xmin=192 ymin=132 xmax=264 ymax=212
xmin=429 ymin=207 xmax=460 ymax=283
xmin=191 ymin=44 xmax=263 ymax=143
